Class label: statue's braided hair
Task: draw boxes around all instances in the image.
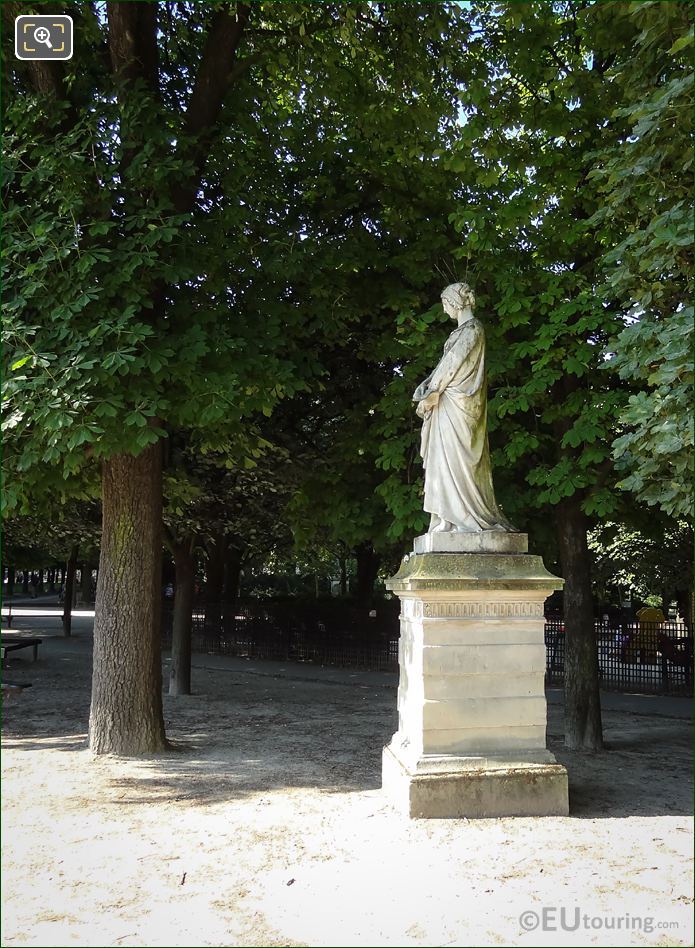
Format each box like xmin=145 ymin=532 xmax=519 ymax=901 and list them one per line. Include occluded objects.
xmin=441 ymin=282 xmax=475 ymax=311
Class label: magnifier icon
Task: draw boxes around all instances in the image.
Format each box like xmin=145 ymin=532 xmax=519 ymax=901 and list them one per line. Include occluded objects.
xmin=34 ymin=26 xmax=53 ymax=49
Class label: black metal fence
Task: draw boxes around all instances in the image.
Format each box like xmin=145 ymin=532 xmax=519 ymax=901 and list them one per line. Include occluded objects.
xmin=161 ymin=598 xmax=401 ymax=672
xmin=545 ymin=619 xmax=693 ymax=697
xmin=162 ymin=600 xmax=693 ymax=696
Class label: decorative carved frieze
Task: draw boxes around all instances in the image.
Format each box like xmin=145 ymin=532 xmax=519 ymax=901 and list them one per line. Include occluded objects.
xmin=410 ymin=600 xmax=545 ymax=618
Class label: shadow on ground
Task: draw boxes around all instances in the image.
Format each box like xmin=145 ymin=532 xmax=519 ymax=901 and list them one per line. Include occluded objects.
xmin=2 ymin=634 xmax=692 ymax=818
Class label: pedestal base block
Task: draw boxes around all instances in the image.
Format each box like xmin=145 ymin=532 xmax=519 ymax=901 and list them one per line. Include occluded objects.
xmin=383 ymin=548 xmax=567 ymax=819
xmin=382 ymin=744 xmax=569 ymax=819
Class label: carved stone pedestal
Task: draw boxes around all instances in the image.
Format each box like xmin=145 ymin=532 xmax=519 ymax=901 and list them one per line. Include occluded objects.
xmin=382 ymin=535 xmax=568 ymax=819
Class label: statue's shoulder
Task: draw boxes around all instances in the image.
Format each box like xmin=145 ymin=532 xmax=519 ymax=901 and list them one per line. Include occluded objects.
xmin=456 ymin=318 xmax=484 ymax=342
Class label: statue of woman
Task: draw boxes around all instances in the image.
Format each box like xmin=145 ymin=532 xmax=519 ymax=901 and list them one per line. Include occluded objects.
xmin=413 ymin=282 xmax=514 ymax=533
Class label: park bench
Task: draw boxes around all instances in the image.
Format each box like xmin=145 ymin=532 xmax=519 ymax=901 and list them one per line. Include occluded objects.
xmin=1 ymin=636 xmax=42 ymax=666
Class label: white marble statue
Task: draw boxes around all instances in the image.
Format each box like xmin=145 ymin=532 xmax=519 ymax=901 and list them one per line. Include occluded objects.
xmin=413 ymin=282 xmax=514 ymax=533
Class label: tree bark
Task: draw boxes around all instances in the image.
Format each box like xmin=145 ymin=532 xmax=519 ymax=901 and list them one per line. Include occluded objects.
xmin=89 ymin=444 xmax=167 ymax=755
xmin=169 ymin=539 xmax=195 ymax=696
xmin=557 ymin=498 xmax=603 ymax=751
xmin=62 ymin=545 xmax=79 ymax=637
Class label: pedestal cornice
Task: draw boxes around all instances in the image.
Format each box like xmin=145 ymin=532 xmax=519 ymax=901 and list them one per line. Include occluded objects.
xmin=386 ymin=551 xmax=564 ymax=594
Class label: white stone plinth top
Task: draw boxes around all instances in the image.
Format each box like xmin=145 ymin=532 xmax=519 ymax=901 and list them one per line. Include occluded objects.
xmin=413 ymin=282 xmax=515 ymax=535
xmin=413 ymin=531 xmax=528 ymax=555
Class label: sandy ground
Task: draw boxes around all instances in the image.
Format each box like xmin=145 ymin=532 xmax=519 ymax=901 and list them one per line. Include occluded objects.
xmin=1 ymin=617 xmax=693 ymax=948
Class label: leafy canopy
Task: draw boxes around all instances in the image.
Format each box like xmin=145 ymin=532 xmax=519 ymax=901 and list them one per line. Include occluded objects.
xmin=2 ymin=2 xmax=465 ymax=515
xmin=589 ymin=1 xmax=693 ymax=520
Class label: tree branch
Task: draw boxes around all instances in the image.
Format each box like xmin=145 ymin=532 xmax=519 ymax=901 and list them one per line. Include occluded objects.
xmin=182 ymin=5 xmax=251 ymax=139
xmin=107 ymin=1 xmax=159 ymax=93
xmin=543 ymin=44 xmax=572 ymax=77
xmin=171 ymin=4 xmax=251 ymax=214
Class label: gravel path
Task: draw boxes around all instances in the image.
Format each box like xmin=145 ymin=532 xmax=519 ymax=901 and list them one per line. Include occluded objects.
xmin=1 ymin=625 xmax=692 ymax=947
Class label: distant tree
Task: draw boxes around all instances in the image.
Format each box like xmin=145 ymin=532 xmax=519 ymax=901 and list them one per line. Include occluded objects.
xmin=287 ymin=383 xmax=398 ymax=606
xmin=3 ymin=502 xmax=101 ymax=633
xmin=440 ymin=1 xmax=691 ymax=751
xmin=163 ymin=436 xmax=294 ymax=695
xmin=589 ymin=518 xmax=693 ymax=624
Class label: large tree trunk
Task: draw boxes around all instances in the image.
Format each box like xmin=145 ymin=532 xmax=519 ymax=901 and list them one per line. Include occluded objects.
xmin=558 ymin=498 xmax=603 ymax=751
xmin=169 ymin=539 xmax=195 ymax=696
xmin=89 ymin=444 xmax=167 ymax=755
xmin=62 ymin=544 xmax=79 ymax=637
xmin=354 ymin=542 xmax=380 ymax=607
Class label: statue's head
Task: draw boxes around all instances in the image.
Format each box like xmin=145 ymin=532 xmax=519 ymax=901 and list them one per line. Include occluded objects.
xmin=441 ymin=282 xmax=475 ymax=317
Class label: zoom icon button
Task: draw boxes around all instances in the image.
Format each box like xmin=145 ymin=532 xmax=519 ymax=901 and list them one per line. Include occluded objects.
xmin=15 ymin=15 xmax=73 ymax=61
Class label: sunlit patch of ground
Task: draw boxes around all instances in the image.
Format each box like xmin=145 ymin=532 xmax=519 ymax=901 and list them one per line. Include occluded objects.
xmin=2 ymin=634 xmax=692 ymax=947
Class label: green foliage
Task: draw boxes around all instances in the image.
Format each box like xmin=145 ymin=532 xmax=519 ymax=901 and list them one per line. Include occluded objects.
xmin=452 ymin=2 xmax=633 ymax=517
xmin=588 ymin=1 xmax=693 ymax=520
xmin=163 ymin=436 xmax=293 ymax=561
xmin=608 ymin=308 xmax=693 ymax=519
xmin=589 ymin=518 xmax=693 ymax=605
xmin=374 ymin=1 xmax=631 ymax=540
xmin=4 ymin=501 xmax=101 ymax=568
xmin=375 ymin=1 xmax=691 ymax=546
xmin=2 ymin=1 xmax=467 ymax=568
xmin=3 ymin=0 xmax=689 ymax=583
xmin=0 ymin=5 xmax=427 ymax=507
xmin=2 ymin=91 xmax=299 ymax=509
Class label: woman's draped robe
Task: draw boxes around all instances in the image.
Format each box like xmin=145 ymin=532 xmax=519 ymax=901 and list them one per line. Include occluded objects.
xmin=415 ymin=318 xmax=513 ymax=532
